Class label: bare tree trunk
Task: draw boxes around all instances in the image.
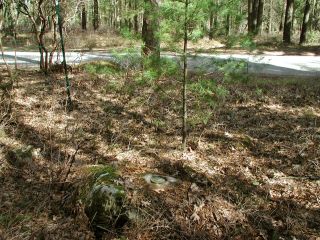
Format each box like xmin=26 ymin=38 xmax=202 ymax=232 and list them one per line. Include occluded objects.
xmin=225 ymin=14 xmax=230 ymax=36
xmin=142 ymin=0 xmax=160 ymax=66
xmin=256 ymin=0 xmax=264 ymax=34
xmin=81 ymin=2 xmax=87 ymax=30
xmin=93 ymin=0 xmax=99 ymax=30
xmin=252 ymin=0 xmax=259 ymax=33
xmin=182 ymin=0 xmax=188 ymax=151
xmin=279 ymin=0 xmax=285 ymax=31
xmin=299 ymin=0 xmax=311 ymax=44
xmin=209 ymin=9 xmax=214 ymax=39
xmin=0 ymin=36 xmax=12 ymax=77
xmin=133 ymin=0 xmax=139 ymax=33
xmin=248 ymin=0 xmax=254 ymax=33
xmin=268 ymin=0 xmax=273 ymax=33
xmin=283 ymin=0 xmax=294 ymax=43
xmin=0 ymin=3 xmax=12 ymax=77
xmin=248 ymin=0 xmax=263 ymax=35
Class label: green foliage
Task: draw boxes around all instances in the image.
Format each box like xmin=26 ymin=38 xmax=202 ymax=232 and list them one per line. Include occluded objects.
xmin=217 ymin=59 xmax=248 ymax=83
xmin=307 ymin=31 xmax=320 ymax=44
xmin=112 ymin=47 xmax=141 ymax=71
xmin=86 ymin=164 xmax=118 ymax=182
xmin=104 ymin=79 xmax=124 ymax=93
xmin=189 ymin=78 xmax=229 ymax=108
xmin=120 ymin=27 xmax=139 ymax=40
xmin=240 ymin=35 xmax=256 ymax=51
xmin=159 ymin=58 xmax=180 ymax=77
xmin=0 ymin=213 xmax=32 ymax=228
xmin=160 ymin=0 xmax=208 ymax=46
xmin=84 ymin=61 xmax=121 ymax=75
xmin=226 ymin=35 xmax=256 ymax=51
xmin=188 ymin=76 xmax=229 ymax=127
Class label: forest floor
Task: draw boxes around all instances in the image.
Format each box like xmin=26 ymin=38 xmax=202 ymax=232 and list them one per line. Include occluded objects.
xmin=0 ymin=64 xmax=319 ymax=240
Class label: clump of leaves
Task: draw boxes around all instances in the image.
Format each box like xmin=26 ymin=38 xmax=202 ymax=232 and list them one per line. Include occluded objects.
xmin=190 ymin=78 xmax=229 ymax=107
xmin=240 ymin=35 xmax=256 ymax=51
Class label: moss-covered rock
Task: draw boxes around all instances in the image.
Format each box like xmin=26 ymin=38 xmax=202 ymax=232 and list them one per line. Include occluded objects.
xmin=83 ymin=165 xmax=127 ymax=231
xmin=7 ymin=145 xmax=34 ymax=168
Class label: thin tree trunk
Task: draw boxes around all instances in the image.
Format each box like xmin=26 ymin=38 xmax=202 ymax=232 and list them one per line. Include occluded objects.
xmin=55 ymin=0 xmax=72 ymax=110
xmin=209 ymin=9 xmax=214 ymax=39
xmin=225 ymin=14 xmax=230 ymax=36
xmin=0 ymin=36 xmax=12 ymax=77
xmin=268 ymin=0 xmax=273 ymax=33
xmin=133 ymin=0 xmax=139 ymax=33
xmin=182 ymin=0 xmax=188 ymax=151
xmin=299 ymin=0 xmax=311 ymax=44
xmin=279 ymin=0 xmax=286 ymax=31
xmin=248 ymin=0 xmax=253 ymax=33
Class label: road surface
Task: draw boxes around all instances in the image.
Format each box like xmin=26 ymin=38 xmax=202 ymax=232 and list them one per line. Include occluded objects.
xmin=1 ymin=51 xmax=320 ymax=77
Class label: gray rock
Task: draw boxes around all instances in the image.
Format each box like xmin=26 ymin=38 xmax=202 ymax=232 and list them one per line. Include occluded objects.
xmin=143 ymin=173 xmax=179 ymax=191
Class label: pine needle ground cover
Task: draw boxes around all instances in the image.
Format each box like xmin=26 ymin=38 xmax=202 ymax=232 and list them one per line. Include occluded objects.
xmin=0 ymin=66 xmax=319 ymax=239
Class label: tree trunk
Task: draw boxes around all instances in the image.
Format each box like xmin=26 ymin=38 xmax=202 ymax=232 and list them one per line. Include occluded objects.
xmin=182 ymin=0 xmax=188 ymax=151
xmin=55 ymin=0 xmax=72 ymax=110
xmin=133 ymin=0 xmax=139 ymax=33
xmin=93 ymin=0 xmax=99 ymax=30
xmin=279 ymin=0 xmax=285 ymax=31
xmin=81 ymin=2 xmax=87 ymax=30
xmin=256 ymin=0 xmax=264 ymax=34
xmin=209 ymin=9 xmax=214 ymax=39
xmin=225 ymin=14 xmax=230 ymax=36
xmin=248 ymin=0 xmax=263 ymax=35
xmin=142 ymin=0 xmax=160 ymax=66
xmin=248 ymin=0 xmax=254 ymax=33
xmin=0 ymin=11 xmax=12 ymax=77
xmin=283 ymin=0 xmax=294 ymax=43
xmin=268 ymin=0 xmax=273 ymax=33
xmin=252 ymin=0 xmax=259 ymax=33
xmin=299 ymin=0 xmax=311 ymax=44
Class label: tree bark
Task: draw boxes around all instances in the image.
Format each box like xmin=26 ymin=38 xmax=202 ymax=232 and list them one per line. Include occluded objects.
xmin=93 ymin=0 xmax=99 ymax=30
xmin=248 ymin=0 xmax=263 ymax=35
xmin=252 ymin=0 xmax=259 ymax=33
xmin=256 ymin=0 xmax=264 ymax=34
xmin=299 ymin=0 xmax=311 ymax=44
xmin=0 ymin=8 xmax=12 ymax=77
xmin=142 ymin=0 xmax=160 ymax=65
xmin=225 ymin=14 xmax=230 ymax=36
xmin=268 ymin=0 xmax=273 ymax=33
xmin=209 ymin=9 xmax=214 ymax=39
xmin=248 ymin=0 xmax=254 ymax=33
xmin=133 ymin=0 xmax=139 ymax=33
xmin=182 ymin=0 xmax=188 ymax=151
xmin=81 ymin=2 xmax=87 ymax=30
xmin=283 ymin=0 xmax=294 ymax=43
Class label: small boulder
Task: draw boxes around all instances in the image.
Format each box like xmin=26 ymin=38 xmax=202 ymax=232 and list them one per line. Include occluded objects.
xmin=7 ymin=145 xmax=34 ymax=168
xmin=84 ymin=166 xmax=127 ymax=231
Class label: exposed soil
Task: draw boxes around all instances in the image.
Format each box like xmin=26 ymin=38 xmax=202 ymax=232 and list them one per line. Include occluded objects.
xmin=0 ymin=66 xmax=319 ymax=239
